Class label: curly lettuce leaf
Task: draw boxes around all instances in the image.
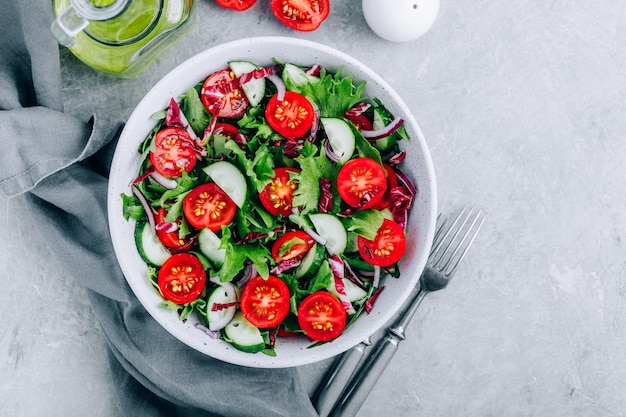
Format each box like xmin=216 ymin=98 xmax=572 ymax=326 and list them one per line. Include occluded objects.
xmin=301 ymin=67 xmax=367 ymax=118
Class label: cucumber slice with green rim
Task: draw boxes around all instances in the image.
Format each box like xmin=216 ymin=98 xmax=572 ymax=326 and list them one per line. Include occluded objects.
xmin=320 ymin=117 xmax=355 ymax=164
xmin=202 ymin=160 xmax=247 ymax=208
xmin=294 ymin=242 xmax=325 ymax=279
xmin=228 ymin=60 xmax=265 ymax=107
xmin=134 ymin=221 xmax=171 ymax=266
xmin=206 ymin=282 xmax=238 ymax=331
xmin=327 ymin=277 xmax=368 ymax=302
xmin=224 ymin=311 xmax=265 ymax=353
xmin=309 ymin=213 xmax=347 ymax=255
xmin=282 ymin=63 xmax=320 ymax=92
xmin=372 ymin=107 xmax=398 ymax=152
xmin=198 ymin=228 xmax=226 ymax=266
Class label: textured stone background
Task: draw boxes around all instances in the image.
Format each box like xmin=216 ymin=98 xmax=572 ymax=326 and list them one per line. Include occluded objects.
xmin=3 ymin=1 xmax=626 ymax=416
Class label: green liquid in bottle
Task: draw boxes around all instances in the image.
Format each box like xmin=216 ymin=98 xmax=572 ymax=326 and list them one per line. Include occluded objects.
xmin=53 ymin=0 xmax=194 ymax=78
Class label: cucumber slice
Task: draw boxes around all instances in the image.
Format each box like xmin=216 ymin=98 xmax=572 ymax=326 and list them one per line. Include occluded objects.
xmin=202 ymin=161 xmax=247 ymax=208
xmin=327 ymin=277 xmax=368 ymax=302
xmin=134 ymin=221 xmax=171 ymax=266
xmin=224 ymin=312 xmax=265 ymax=353
xmin=294 ymin=242 xmax=325 ymax=279
xmin=309 ymin=213 xmax=347 ymax=255
xmin=198 ymin=228 xmax=226 ymax=266
xmin=228 ymin=60 xmax=265 ymax=107
xmin=206 ymin=282 xmax=238 ymax=331
xmin=372 ymin=107 xmax=398 ymax=152
xmin=282 ymin=63 xmax=320 ymax=92
xmin=345 ymin=232 xmax=359 ymax=253
xmin=320 ymin=118 xmax=355 ymax=164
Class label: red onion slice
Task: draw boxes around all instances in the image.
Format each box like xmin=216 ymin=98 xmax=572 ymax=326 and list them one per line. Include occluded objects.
xmin=267 ymin=73 xmax=286 ymax=101
xmin=194 ymin=322 xmax=220 ymax=339
xmin=394 ymin=168 xmax=417 ymax=196
xmin=150 ymin=171 xmax=178 ymax=190
xmin=307 ymin=109 xmax=320 ymax=142
xmin=372 ymin=265 xmax=381 ymax=288
xmin=304 ymin=228 xmax=327 ymax=246
xmin=323 ymin=140 xmax=341 ymax=163
xmin=131 ymin=185 xmax=156 ymax=234
xmin=237 ymin=263 xmax=257 ymax=288
xmin=132 ymin=166 xmax=154 ymax=184
xmin=360 ymin=117 xmax=404 ymax=140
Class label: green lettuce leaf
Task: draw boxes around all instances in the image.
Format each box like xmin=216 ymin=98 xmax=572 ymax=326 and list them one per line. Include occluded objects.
xmin=301 ymin=67 xmax=367 ymax=118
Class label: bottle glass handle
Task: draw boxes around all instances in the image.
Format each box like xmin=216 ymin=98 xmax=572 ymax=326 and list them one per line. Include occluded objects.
xmin=51 ymin=6 xmax=89 ymax=47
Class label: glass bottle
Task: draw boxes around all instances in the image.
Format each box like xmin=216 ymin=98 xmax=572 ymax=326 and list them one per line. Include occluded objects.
xmin=51 ymin=0 xmax=193 ymax=78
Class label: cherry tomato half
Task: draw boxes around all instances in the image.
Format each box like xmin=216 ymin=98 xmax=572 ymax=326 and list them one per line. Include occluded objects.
xmin=183 ymin=183 xmax=237 ymax=231
xmin=201 ymin=69 xmax=248 ymax=118
xmin=149 ymin=127 xmax=197 ymax=178
xmin=240 ymin=275 xmax=291 ymax=328
xmin=348 ymin=114 xmax=373 ymax=131
xmin=271 ymin=230 xmax=315 ymax=263
xmin=357 ymin=218 xmax=407 ymax=267
xmin=270 ymin=0 xmax=330 ymax=32
xmin=155 ymin=208 xmax=189 ymax=249
xmin=336 ymin=157 xmax=388 ymax=209
xmin=259 ymin=167 xmax=300 ymax=216
xmin=297 ymin=291 xmax=347 ymax=342
xmin=158 ymin=253 xmax=206 ymax=304
xmin=216 ymin=0 xmax=256 ymax=11
xmin=372 ymin=163 xmax=399 ymax=210
xmin=265 ymin=91 xmax=315 ymax=139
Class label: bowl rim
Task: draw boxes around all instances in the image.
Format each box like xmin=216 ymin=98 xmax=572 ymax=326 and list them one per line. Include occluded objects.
xmin=107 ymin=36 xmax=438 ymax=368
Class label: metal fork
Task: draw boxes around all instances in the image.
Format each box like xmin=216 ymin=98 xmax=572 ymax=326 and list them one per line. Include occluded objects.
xmin=315 ymin=206 xmax=485 ymax=417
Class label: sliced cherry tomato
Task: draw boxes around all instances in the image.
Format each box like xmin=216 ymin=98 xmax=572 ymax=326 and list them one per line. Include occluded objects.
xmin=155 ymin=208 xmax=189 ymax=249
xmin=357 ymin=218 xmax=407 ymax=267
xmin=265 ymin=91 xmax=315 ymax=139
xmin=240 ymin=275 xmax=291 ymax=328
xmin=297 ymin=291 xmax=347 ymax=342
xmin=372 ymin=163 xmax=399 ymax=210
xmin=201 ymin=69 xmax=248 ymax=118
xmin=183 ymin=183 xmax=237 ymax=231
xmin=270 ymin=0 xmax=330 ymax=32
xmin=271 ymin=230 xmax=315 ymax=263
xmin=216 ymin=0 xmax=256 ymax=11
xmin=214 ymin=123 xmax=240 ymax=139
xmin=348 ymin=114 xmax=373 ymax=131
xmin=336 ymin=157 xmax=388 ymax=209
xmin=158 ymin=253 xmax=206 ymax=304
xmin=149 ymin=127 xmax=196 ymax=178
xmin=259 ymin=167 xmax=300 ymax=216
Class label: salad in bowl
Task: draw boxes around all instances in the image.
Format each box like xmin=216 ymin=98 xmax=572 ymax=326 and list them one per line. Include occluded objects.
xmin=108 ymin=37 xmax=437 ymax=367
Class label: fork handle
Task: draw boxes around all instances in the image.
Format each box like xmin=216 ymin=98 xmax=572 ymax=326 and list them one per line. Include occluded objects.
xmin=329 ymin=332 xmax=402 ymax=417
xmin=313 ymin=338 xmax=371 ymax=417
xmin=329 ymin=289 xmax=428 ymax=417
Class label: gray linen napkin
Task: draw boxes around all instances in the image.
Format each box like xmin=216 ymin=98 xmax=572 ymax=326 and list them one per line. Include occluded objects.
xmin=0 ymin=1 xmax=318 ymax=416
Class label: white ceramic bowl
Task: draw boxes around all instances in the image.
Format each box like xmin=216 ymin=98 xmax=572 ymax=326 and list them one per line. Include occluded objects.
xmin=107 ymin=36 xmax=437 ymax=368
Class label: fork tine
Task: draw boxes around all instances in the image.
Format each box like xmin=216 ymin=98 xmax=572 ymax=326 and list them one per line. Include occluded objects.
xmin=430 ymin=206 xmax=469 ymax=264
xmin=431 ymin=206 xmax=486 ymax=276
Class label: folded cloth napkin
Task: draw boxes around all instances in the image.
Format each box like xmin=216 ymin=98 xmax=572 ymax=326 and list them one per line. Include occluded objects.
xmin=0 ymin=1 xmax=318 ymax=416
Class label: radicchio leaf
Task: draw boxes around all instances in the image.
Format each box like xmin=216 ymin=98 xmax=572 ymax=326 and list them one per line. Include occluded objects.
xmin=318 ymin=178 xmax=333 ymax=213
xmin=329 ymin=255 xmax=356 ymax=315
xmin=365 ymin=286 xmax=385 ymax=314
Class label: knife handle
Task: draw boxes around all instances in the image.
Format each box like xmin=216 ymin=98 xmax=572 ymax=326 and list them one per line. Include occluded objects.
xmin=329 ymin=332 xmax=402 ymax=417
xmin=314 ymin=338 xmax=371 ymax=417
